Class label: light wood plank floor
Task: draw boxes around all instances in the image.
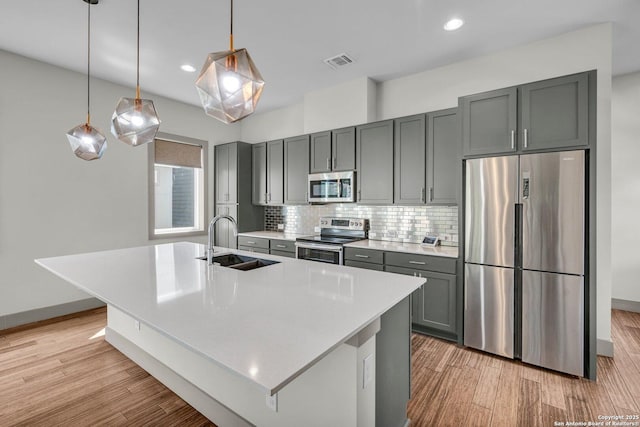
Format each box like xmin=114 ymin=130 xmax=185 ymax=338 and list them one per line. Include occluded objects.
xmin=1 ymin=308 xmax=639 ymax=426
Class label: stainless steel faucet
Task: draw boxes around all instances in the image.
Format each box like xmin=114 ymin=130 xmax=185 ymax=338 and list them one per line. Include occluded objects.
xmin=207 ymin=214 xmax=238 ymax=264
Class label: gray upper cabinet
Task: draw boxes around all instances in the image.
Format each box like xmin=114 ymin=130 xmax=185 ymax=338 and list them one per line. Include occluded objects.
xmin=252 ymin=140 xmax=284 ymax=205
xmin=461 ymin=87 xmax=518 ymax=157
xmin=215 ymin=143 xmax=237 ymax=204
xmin=394 ymin=114 xmax=426 ymax=205
xmin=332 ymin=126 xmax=356 ymax=171
xmin=309 ymin=131 xmax=332 ymax=173
xmin=251 ymin=143 xmax=267 ymax=205
xmin=267 ymin=140 xmax=284 ymax=204
xmin=284 ymin=135 xmax=310 ymax=204
xmin=520 ymin=73 xmax=589 ymax=151
xmin=309 ymin=127 xmax=356 ymax=173
xmin=427 ymin=108 xmax=459 ymax=205
xmin=356 ymin=120 xmax=394 ymax=204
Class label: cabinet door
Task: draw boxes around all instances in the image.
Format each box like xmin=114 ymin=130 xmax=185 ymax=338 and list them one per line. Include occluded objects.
xmin=251 ymin=143 xmax=267 ymax=205
xmin=332 ymin=126 xmax=356 ymax=171
xmin=214 ymin=205 xmax=237 ymax=249
xmin=284 ymin=135 xmax=310 ymax=204
xmin=356 ymin=120 xmax=394 ymax=204
xmin=309 ymin=131 xmax=331 ymax=173
xmin=394 ymin=114 xmax=426 ymax=205
xmin=215 ymin=144 xmax=229 ymax=204
xmin=427 ymin=108 xmax=459 ymax=204
xmin=267 ymin=140 xmax=284 ymax=204
xmin=520 ymin=73 xmax=589 ymax=151
xmin=461 ymin=87 xmax=517 ymax=157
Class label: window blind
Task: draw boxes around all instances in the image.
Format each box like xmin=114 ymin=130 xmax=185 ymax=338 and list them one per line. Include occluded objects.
xmin=154 ymin=139 xmax=203 ymax=169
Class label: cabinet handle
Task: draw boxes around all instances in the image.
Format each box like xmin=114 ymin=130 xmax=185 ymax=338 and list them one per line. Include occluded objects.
xmin=326 ymin=158 xmax=330 ymax=170
xmin=420 ymin=188 xmax=425 ymax=203
xmin=355 ymin=254 xmax=370 ymax=258
xmin=332 ymin=157 xmax=336 ymax=169
xmin=247 ymin=241 xmax=256 ymax=244
xmin=429 ymin=187 xmax=434 ymax=202
xmin=524 ymin=128 xmax=528 ymax=148
xmin=357 ymin=190 xmax=361 ymax=202
xmin=276 ymin=244 xmax=286 ymax=248
xmin=268 ymin=193 xmax=272 ymax=202
xmin=409 ymin=260 xmax=426 ymax=265
xmin=511 ymin=130 xmax=515 ymax=149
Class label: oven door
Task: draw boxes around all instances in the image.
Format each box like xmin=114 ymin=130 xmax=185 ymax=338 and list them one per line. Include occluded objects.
xmin=295 ymin=242 xmax=343 ymax=265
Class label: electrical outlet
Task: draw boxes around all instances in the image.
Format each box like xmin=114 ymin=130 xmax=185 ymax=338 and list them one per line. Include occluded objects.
xmin=277 ymin=223 xmax=284 ymax=231
xmin=314 ymin=226 xmax=321 ymax=233
xmin=363 ymin=354 xmax=374 ymax=388
xmin=266 ymin=393 xmax=278 ymax=412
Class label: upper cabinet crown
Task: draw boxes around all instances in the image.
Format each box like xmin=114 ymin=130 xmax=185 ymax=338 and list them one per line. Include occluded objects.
xmin=309 ymin=126 xmax=356 ymax=173
xmin=461 ymin=71 xmax=593 ymax=157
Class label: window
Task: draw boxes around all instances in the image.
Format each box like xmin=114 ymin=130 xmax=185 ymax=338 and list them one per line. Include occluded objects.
xmin=148 ymin=133 xmax=208 ymax=238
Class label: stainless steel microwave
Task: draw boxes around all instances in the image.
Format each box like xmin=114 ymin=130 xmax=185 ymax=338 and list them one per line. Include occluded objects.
xmin=308 ymin=171 xmax=355 ymax=203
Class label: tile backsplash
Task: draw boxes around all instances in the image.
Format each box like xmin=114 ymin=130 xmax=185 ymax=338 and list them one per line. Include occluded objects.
xmin=265 ymin=204 xmax=458 ymax=246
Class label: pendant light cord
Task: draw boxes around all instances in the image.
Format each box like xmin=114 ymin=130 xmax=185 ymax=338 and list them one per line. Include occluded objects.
xmin=229 ymin=0 xmax=234 ymax=51
xmin=136 ymin=0 xmax=141 ymax=98
xmin=86 ymin=0 xmax=91 ymax=125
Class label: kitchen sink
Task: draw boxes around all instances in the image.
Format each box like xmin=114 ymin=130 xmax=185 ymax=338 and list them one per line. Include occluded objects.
xmin=197 ymin=254 xmax=280 ymax=271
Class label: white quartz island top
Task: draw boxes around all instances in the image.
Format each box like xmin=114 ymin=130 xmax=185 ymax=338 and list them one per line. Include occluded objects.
xmin=344 ymin=239 xmax=459 ymax=258
xmin=35 ymin=242 xmax=424 ymax=394
xmin=237 ymin=230 xmax=305 ymax=241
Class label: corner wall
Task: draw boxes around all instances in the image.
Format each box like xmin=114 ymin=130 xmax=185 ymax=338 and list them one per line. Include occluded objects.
xmin=0 ymin=49 xmax=240 ymax=318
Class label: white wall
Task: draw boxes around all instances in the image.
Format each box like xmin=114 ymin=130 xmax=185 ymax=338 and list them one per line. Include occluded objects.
xmin=611 ymin=72 xmax=640 ymax=302
xmin=0 ymin=49 xmax=240 ymax=316
xmin=240 ymin=103 xmax=304 ymax=143
xmin=234 ymin=24 xmax=614 ymax=346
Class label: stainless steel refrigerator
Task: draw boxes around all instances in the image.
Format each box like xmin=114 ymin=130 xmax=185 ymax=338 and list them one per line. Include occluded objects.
xmin=464 ymin=150 xmax=585 ymax=376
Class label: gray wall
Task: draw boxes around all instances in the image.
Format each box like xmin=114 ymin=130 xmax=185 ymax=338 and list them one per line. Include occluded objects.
xmin=0 ymin=49 xmax=240 ymax=317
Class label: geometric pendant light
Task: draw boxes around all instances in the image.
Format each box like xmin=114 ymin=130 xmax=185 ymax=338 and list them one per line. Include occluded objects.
xmin=66 ymin=0 xmax=107 ymax=161
xmin=111 ymin=0 xmax=160 ymax=146
xmin=195 ymin=0 xmax=265 ymax=124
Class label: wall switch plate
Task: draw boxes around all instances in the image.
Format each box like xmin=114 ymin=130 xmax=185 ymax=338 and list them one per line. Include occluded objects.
xmin=266 ymin=393 xmax=278 ymax=412
xmin=134 ymin=320 xmax=141 ymax=331
xmin=277 ymin=223 xmax=284 ymax=231
xmin=363 ymin=354 xmax=374 ymax=388
xmin=314 ymin=226 xmax=321 ymax=233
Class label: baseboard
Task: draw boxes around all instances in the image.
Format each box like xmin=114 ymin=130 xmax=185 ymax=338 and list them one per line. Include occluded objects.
xmin=612 ymin=298 xmax=640 ymax=313
xmin=0 ymin=298 xmax=105 ymax=331
xmin=597 ymin=338 xmax=614 ymax=358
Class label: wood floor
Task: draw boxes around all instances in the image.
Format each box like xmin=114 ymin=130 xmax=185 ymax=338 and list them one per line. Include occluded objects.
xmin=1 ymin=308 xmax=639 ymax=426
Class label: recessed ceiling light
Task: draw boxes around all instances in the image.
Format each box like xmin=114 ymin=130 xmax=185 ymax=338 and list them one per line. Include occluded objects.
xmin=444 ymin=18 xmax=464 ymax=31
xmin=181 ymin=64 xmax=196 ymax=73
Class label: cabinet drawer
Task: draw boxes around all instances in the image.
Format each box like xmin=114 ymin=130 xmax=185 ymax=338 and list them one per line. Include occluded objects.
xmin=385 ymin=252 xmax=456 ymax=274
xmin=344 ymin=260 xmax=384 ymax=271
xmin=270 ymin=249 xmax=295 ymax=258
xmin=270 ymin=239 xmax=295 ymax=253
xmin=237 ymin=236 xmax=270 ymax=249
xmin=238 ymin=245 xmax=270 ymax=255
xmin=344 ymin=247 xmax=384 ymax=264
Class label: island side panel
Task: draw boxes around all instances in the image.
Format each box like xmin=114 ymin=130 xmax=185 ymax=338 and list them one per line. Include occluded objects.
xmin=376 ymin=296 xmax=411 ymax=427
xmin=105 ymin=304 xmax=376 ymax=427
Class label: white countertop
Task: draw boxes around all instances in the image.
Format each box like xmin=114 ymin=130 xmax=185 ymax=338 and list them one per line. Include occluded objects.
xmin=36 ymin=242 xmax=423 ymax=394
xmin=344 ymin=240 xmax=459 ymax=258
xmin=237 ymin=231 xmax=306 ymax=241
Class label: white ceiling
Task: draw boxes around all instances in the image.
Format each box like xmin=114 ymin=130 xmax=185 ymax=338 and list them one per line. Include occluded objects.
xmin=1 ymin=0 xmax=638 ymax=113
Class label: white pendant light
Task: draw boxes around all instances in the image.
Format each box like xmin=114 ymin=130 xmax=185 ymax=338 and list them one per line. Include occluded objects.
xmin=111 ymin=0 xmax=161 ymax=146
xmin=66 ymin=0 xmax=107 ymax=161
xmin=195 ymin=0 xmax=265 ymax=124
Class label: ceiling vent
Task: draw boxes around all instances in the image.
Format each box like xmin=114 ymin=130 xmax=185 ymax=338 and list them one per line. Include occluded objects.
xmin=324 ymin=53 xmax=355 ymax=70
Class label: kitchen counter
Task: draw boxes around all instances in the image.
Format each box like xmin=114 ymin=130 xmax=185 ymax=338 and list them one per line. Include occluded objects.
xmin=36 ymin=242 xmax=423 ymax=426
xmin=237 ymin=230 xmax=306 ymax=241
xmin=345 ymin=239 xmax=459 ymax=258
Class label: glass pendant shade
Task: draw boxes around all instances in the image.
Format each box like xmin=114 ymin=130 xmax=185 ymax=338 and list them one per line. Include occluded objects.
xmin=195 ymin=48 xmax=264 ymax=124
xmin=66 ymin=123 xmax=107 ymax=161
xmin=111 ymin=97 xmax=161 ymax=146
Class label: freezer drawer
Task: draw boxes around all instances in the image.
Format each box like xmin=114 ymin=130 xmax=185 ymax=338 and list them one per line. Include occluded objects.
xmin=464 ymin=263 xmax=514 ymax=358
xmin=522 ymin=270 xmax=584 ymax=376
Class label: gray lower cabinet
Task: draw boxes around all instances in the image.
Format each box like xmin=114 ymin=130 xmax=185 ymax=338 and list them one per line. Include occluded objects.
xmin=238 ymin=236 xmax=269 ymax=250
xmin=252 ymin=140 xmax=284 ymax=205
xmin=344 ymin=247 xmax=384 ymax=271
xmin=394 ymin=114 xmax=426 ymax=205
xmin=356 ymin=120 xmax=394 ymax=204
xmin=269 ymin=239 xmax=295 ymax=258
xmin=284 ymin=135 xmax=310 ymax=204
xmin=215 ymin=205 xmax=238 ymax=249
xmin=427 ymin=108 xmax=459 ymax=204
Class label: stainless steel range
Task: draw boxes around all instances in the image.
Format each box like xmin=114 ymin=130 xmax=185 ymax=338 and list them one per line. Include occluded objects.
xmin=295 ymin=217 xmax=369 ymax=265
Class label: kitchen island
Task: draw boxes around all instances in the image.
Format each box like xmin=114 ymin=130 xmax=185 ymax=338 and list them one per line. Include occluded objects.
xmin=36 ymin=242 xmax=424 ymax=427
